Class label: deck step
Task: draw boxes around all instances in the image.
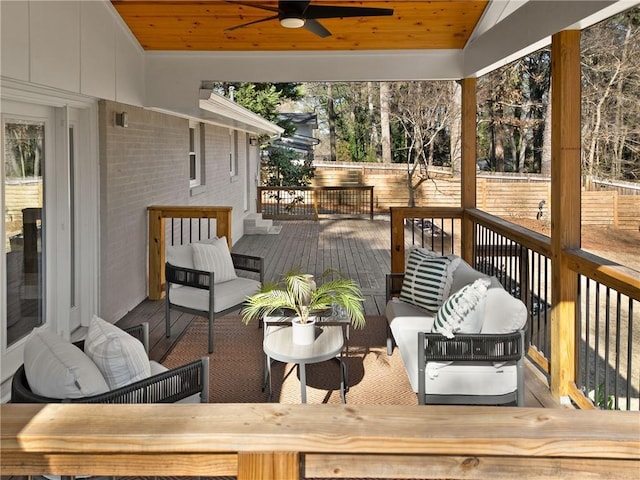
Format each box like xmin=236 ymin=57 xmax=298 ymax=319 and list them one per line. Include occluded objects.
xmin=244 ymin=214 xmax=281 ymax=235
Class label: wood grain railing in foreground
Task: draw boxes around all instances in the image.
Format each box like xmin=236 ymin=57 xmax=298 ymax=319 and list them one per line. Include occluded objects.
xmin=2 ymin=404 xmax=638 ymax=480
xmin=147 ymin=206 xmax=232 ymax=300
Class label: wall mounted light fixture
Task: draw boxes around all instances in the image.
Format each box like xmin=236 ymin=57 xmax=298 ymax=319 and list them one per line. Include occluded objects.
xmin=249 ymin=136 xmax=258 ymax=146
xmin=115 ymin=112 xmax=128 ymax=128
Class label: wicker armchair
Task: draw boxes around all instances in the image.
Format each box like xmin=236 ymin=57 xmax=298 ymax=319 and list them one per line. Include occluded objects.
xmin=11 ymin=323 xmax=209 ymax=404
xmin=165 ymin=251 xmax=264 ymax=353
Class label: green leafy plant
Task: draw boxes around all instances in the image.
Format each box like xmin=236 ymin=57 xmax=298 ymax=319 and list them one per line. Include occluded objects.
xmin=241 ymin=270 xmax=365 ymax=328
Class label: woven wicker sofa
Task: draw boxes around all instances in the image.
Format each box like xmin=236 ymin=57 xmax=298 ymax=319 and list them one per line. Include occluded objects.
xmin=385 ymin=251 xmax=528 ymax=406
xmin=11 ymin=322 xmax=209 ymax=404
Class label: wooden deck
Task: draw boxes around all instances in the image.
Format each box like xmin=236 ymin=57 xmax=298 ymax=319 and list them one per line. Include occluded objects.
xmin=117 ymin=218 xmax=558 ymax=408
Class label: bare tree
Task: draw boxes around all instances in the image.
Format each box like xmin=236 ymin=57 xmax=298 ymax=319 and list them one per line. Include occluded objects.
xmin=391 ymin=81 xmax=456 ymax=207
xmin=380 ymin=82 xmax=392 ymax=164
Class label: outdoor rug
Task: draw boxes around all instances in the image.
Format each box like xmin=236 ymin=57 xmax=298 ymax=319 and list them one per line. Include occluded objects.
xmin=162 ymin=315 xmax=417 ymax=405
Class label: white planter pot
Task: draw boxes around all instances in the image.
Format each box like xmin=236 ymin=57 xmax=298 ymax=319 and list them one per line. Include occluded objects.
xmin=292 ymin=317 xmax=316 ymax=345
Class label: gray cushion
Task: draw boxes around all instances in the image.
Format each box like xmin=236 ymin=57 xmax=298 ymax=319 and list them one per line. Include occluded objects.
xmin=481 ymin=288 xmax=528 ymax=333
xmin=192 ymin=237 xmax=238 ymax=284
xmin=84 ymin=315 xmax=151 ymax=389
xmin=24 ymin=326 xmax=109 ymax=399
xmin=169 ymin=277 xmax=260 ymax=313
xmin=166 ymin=244 xmax=195 ymax=270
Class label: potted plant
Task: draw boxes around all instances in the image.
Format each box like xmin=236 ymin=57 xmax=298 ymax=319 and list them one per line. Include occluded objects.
xmin=242 ymin=270 xmax=365 ymax=345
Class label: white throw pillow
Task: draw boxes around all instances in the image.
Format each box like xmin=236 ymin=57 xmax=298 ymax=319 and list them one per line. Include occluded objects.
xmin=399 ymin=250 xmax=459 ymax=312
xmin=24 ymin=326 xmax=109 ymax=399
xmin=84 ymin=315 xmax=151 ymax=390
xmin=481 ymin=288 xmax=528 ymax=333
xmin=432 ymin=278 xmax=491 ymax=338
xmin=192 ymin=237 xmax=237 ymax=284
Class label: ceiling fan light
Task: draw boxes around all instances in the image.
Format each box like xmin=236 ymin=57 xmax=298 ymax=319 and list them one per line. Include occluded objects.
xmin=280 ymin=16 xmax=305 ymax=29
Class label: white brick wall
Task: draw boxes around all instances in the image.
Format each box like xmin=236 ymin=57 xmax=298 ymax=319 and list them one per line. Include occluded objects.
xmin=99 ymin=100 xmax=256 ymax=323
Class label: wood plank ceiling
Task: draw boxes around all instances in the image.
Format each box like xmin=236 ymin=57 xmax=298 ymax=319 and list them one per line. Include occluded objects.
xmin=111 ymin=0 xmax=489 ymax=51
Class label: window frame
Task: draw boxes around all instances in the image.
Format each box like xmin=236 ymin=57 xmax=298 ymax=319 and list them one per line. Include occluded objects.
xmin=189 ymin=120 xmax=202 ymax=188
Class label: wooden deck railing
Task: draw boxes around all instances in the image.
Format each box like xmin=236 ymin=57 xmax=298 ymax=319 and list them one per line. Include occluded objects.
xmin=390 ymin=207 xmax=640 ymax=411
xmin=2 ymin=404 xmax=639 ymax=480
xmin=147 ymin=206 xmax=232 ymax=300
xmin=257 ymin=186 xmax=374 ymax=220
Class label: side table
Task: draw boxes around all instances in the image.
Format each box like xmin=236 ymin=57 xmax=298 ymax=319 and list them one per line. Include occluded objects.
xmin=263 ymin=316 xmax=349 ymax=403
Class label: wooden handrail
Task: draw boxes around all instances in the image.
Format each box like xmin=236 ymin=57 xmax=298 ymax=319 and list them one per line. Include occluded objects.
xmin=147 ymin=206 xmax=233 ymax=300
xmin=2 ymin=404 xmax=638 ymax=480
xmin=390 ymin=207 xmax=464 ymax=273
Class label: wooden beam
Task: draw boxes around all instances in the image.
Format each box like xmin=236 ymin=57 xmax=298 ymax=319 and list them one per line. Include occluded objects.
xmin=461 ymin=77 xmax=477 ymax=264
xmin=550 ymin=30 xmax=582 ymax=401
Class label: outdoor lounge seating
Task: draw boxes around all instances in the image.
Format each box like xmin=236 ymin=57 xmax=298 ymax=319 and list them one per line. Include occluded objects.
xmin=385 ymin=249 xmax=528 ymax=406
xmin=11 ymin=320 xmax=209 ymax=403
xmin=165 ymin=237 xmax=264 ymax=353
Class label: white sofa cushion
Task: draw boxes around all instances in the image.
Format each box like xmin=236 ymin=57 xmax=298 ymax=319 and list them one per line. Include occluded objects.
xmin=386 ymin=299 xmax=436 ymax=392
xmin=24 ymin=326 xmax=109 ymax=399
xmin=481 ymin=288 xmax=528 ymax=333
xmin=169 ymin=276 xmax=260 ymax=313
xmin=399 ymin=250 xmax=460 ymax=312
xmin=192 ymin=237 xmax=237 ymax=284
xmin=166 ymin=244 xmax=195 ymax=270
xmin=432 ymin=278 xmax=491 ymax=338
xmin=425 ymin=361 xmax=518 ymax=396
xmin=84 ymin=315 xmax=151 ymax=390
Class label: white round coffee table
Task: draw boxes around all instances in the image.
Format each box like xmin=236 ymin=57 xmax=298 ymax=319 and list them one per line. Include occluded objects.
xmin=263 ymin=322 xmax=346 ymax=403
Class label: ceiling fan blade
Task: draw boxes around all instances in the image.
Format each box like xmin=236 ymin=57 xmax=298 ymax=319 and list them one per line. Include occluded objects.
xmin=304 ymin=18 xmax=331 ymax=38
xmin=225 ymin=1 xmax=280 ymax=14
xmin=304 ymin=5 xmax=394 ymax=20
xmin=225 ymin=15 xmax=279 ymax=32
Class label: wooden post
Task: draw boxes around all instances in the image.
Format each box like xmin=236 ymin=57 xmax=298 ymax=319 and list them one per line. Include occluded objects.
xmin=148 ymin=209 xmax=165 ymax=300
xmin=390 ymin=207 xmax=405 ymax=274
xmin=550 ymin=30 xmax=582 ymax=401
xmin=237 ymin=452 xmax=300 ymax=480
xmin=461 ymin=78 xmax=477 ymax=264
xmin=215 ymin=208 xmax=233 ymax=249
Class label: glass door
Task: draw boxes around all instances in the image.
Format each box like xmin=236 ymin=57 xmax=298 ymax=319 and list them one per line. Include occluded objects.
xmin=3 ymin=109 xmax=50 ymax=346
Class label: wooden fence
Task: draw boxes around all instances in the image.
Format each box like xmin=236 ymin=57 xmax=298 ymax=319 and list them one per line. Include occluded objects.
xmin=313 ymin=164 xmax=639 ymax=230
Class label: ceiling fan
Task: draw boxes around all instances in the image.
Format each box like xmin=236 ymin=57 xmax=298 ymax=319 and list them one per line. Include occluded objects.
xmin=225 ymin=1 xmax=394 ymax=38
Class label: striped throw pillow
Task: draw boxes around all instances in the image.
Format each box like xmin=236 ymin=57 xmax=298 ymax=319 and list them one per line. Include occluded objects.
xmin=84 ymin=315 xmax=151 ymax=390
xmin=399 ymin=250 xmax=459 ymax=312
xmin=432 ymin=278 xmax=491 ymax=338
xmin=192 ymin=237 xmax=238 ymax=284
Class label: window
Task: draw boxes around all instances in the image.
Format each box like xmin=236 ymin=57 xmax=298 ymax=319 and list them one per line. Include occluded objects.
xmin=230 ymin=129 xmax=238 ymax=177
xmin=189 ymin=121 xmax=202 ymax=187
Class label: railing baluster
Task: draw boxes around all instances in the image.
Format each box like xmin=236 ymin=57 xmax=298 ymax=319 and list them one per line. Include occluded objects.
xmin=614 ymin=291 xmax=622 ymax=410
xmin=626 ymin=297 xmax=633 ymax=411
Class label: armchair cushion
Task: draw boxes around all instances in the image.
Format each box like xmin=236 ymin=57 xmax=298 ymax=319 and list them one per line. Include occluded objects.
xmin=24 ymin=326 xmax=109 ymax=399
xmin=399 ymin=250 xmax=460 ymax=313
xmin=169 ymin=276 xmax=260 ymax=313
xmin=192 ymin=237 xmax=237 ymax=284
xmin=84 ymin=315 xmax=151 ymax=389
xmin=166 ymin=244 xmax=195 ymax=270
xmin=432 ymin=278 xmax=491 ymax=338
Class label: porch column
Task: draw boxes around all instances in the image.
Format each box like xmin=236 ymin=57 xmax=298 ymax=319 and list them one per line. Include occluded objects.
xmin=460 ymin=78 xmax=477 ymax=263
xmin=550 ymin=30 xmax=581 ymax=401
